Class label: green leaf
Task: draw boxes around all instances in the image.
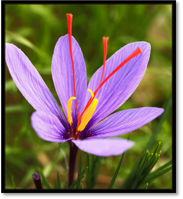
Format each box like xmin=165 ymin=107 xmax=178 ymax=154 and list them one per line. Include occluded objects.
xmin=69 ymin=166 xmax=88 ymax=189
xmin=80 ymin=183 xmax=83 ymax=189
xmin=142 ymin=183 xmax=148 ymax=189
xmin=54 ymin=179 xmax=57 ymax=189
xmin=131 ymin=151 xmax=149 ymax=189
xmin=41 ymin=174 xmax=51 ymax=189
xmin=5 ymin=80 xmax=17 ymax=92
xmin=5 ymin=105 xmax=26 ymax=113
xmin=37 ymin=168 xmax=51 ymax=189
xmin=144 ymin=93 xmax=172 ymax=151
xmin=90 ymin=155 xmax=101 ymax=188
xmin=18 ymin=167 xmax=35 ymax=188
xmin=108 ymin=152 xmax=126 ymax=189
xmin=153 ymin=142 xmax=161 ymax=154
xmin=57 ymin=172 xmax=61 ymax=189
xmin=154 ymin=160 xmax=172 ymax=173
xmin=76 ymin=152 xmax=82 ymax=189
xmin=6 ymin=30 xmax=51 ymax=63
xmin=11 ymin=176 xmax=17 ymax=189
xmin=86 ymin=154 xmax=92 ymax=189
xmin=144 ymin=166 xmax=172 ymax=182
xmin=122 ymin=94 xmax=172 ymax=189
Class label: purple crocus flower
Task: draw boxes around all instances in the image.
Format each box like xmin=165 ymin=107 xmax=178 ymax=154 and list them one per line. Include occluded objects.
xmin=5 ymin=14 xmax=163 ymax=168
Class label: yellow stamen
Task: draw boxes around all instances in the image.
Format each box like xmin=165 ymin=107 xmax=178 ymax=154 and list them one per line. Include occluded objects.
xmin=87 ymin=89 xmax=94 ymax=98
xmin=78 ymin=89 xmax=98 ymax=132
xmin=67 ymin=97 xmax=76 ymax=125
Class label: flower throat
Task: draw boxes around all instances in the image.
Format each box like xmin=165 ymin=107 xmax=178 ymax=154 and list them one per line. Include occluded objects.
xmin=66 ymin=14 xmax=142 ymax=137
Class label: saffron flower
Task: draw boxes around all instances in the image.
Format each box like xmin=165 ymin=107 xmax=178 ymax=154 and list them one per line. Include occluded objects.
xmin=5 ymin=15 xmax=163 ymax=158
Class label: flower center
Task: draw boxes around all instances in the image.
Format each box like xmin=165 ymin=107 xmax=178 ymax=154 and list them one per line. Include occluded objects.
xmin=66 ymin=13 xmax=142 ymax=137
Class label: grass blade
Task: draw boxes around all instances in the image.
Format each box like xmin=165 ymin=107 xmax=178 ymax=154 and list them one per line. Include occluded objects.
xmin=41 ymin=174 xmax=51 ymax=189
xmin=54 ymin=179 xmax=57 ymax=189
xmin=144 ymin=166 xmax=172 ymax=182
xmin=57 ymin=172 xmax=61 ymax=189
xmin=155 ymin=160 xmax=172 ymax=172
xmin=11 ymin=176 xmax=17 ymax=189
xmin=86 ymin=154 xmax=92 ymax=189
xmin=142 ymin=183 xmax=149 ymax=189
xmin=122 ymin=94 xmax=172 ymax=188
xmin=76 ymin=152 xmax=82 ymax=189
xmin=69 ymin=166 xmax=88 ymax=189
xmin=108 ymin=152 xmax=126 ymax=189
xmin=144 ymin=93 xmax=172 ymax=151
xmin=37 ymin=169 xmax=51 ymax=189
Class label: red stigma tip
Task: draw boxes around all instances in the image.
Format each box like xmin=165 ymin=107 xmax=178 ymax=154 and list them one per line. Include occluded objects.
xmin=138 ymin=47 xmax=142 ymax=54
xmin=66 ymin=13 xmax=73 ymax=18
xmin=66 ymin=14 xmax=73 ymax=36
xmin=103 ymin=37 xmax=109 ymax=42
xmin=99 ymin=36 xmax=109 ymax=85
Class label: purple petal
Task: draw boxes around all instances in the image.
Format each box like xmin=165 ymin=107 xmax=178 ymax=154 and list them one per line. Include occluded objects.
xmin=83 ymin=107 xmax=164 ymax=139
xmin=72 ymin=138 xmax=134 ymax=156
xmin=31 ymin=111 xmax=70 ymax=142
xmin=5 ymin=43 xmax=67 ymax=127
xmin=52 ymin=35 xmax=87 ymax=124
xmin=85 ymin=42 xmax=151 ymax=129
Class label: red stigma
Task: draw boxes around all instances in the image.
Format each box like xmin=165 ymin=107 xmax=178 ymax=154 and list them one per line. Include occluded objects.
xmin=66 ymin=14 xmax=79 ymax=120
xmin=99 ymin=37 xmax=109 ymax=85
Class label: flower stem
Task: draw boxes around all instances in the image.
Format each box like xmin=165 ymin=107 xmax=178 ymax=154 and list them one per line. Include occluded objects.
xmin=32 ymin=173 xmax=42 ymax=189
xmin=68 ymin=142 xmax=78 ymax=187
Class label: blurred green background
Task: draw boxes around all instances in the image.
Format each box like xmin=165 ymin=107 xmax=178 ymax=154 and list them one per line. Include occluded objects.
xmin=5 ymin=4 xmax=172 ymax=189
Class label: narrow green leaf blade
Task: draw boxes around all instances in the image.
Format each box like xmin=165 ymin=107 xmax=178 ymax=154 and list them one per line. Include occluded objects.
xmin=11 ymin=176 xmax=17 ymax=189
xmin=76 ymin=152 xmax=82 ymax=189
xmin=123 ymin=94 xmax=172 ymax=189
xmin=155 ymin=160 xmax=172 ymax=172
xmin=54 ymin=179 xmax=57 ymax=189
xmin=86 ymin=154 xmax=92 ymax=189
xmin=144 ymin=166 xmax=172 ymax=183
xmin=142 ymin=183 xmax=148 ymax=189
xmin=144 ymin=93 xmax=172 ymax=151
xmin=57 ymin=172 xmax=61 ymax=189
xmin=108 ymin=152 xmax=126 ymax=189
xmin=69 ymin=166 xmax=88 ymax=189
xmin=38 ymin=170 xmax=51 ymax=189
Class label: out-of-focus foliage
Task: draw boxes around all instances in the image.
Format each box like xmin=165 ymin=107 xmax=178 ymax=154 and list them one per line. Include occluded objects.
xmin=5 ymin=4 xmax=172 ymax=189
